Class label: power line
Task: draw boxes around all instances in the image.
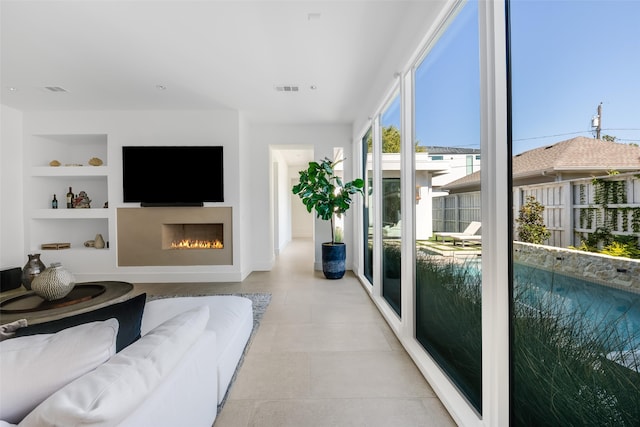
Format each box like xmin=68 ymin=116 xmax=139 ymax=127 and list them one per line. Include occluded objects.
xmin=514 ymin=130 xmax=591 ymax=142
xmin=514 ymin=128 xmax=640 ymax=142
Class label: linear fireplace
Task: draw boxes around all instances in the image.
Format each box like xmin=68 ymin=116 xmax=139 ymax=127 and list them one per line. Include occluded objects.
xmin=117 ymin=207 xmax=232 ymax=266
xmin=163 ymin=224 xmax=224 ymax=249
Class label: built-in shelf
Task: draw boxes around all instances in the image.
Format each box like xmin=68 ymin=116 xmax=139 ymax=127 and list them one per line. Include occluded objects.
xmin=26 ymin=134 xmax=111 ymax=261
xmin=31 ymin=209 xmax=111 ymax=219
xmin=31 ymin=166 xmax=109 ymax=177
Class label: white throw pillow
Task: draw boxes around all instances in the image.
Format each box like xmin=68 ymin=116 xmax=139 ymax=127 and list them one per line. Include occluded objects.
xmin=0 ymin=319 xmax=118 ymax=424
xmin=20 ymin=305 xmax=210 ymax=427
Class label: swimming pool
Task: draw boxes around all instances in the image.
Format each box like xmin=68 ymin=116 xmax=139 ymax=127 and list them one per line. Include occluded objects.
xmin=416 ymin=252 xmax=640 ymax=353
xmin=514 ymin=263 xmax=640 ymax=353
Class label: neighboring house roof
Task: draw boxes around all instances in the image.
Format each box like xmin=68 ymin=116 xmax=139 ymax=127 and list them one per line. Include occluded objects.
xmin=443 ymin=136 xmax=640 ymax=193
xmin=422 ymin=146 xmax=481 ymax=155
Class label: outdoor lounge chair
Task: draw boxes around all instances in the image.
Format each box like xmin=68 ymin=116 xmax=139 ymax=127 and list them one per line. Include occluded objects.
xmin=383 ymin=220 xmax=402 ymax=238
xmin=451 ymin=234 xmax=482 ymax=247
xmin=434 ymin=221 xmax=481 ymax=244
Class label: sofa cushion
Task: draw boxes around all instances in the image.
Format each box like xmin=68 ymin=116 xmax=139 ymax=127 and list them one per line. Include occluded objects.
xmin=142 ymin=295 xmax=253 ymax=404
xmin=20 ymin=305 xmax=210 ymax=427
xmin=0 ymin=319 xmax=118 ymax=424
xmin=15 ymin=293 xmax=146 ymax=352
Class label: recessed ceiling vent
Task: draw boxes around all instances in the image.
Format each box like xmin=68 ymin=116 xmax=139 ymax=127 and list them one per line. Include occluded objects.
xmin=44 ymin=86 xmax=68 ymax=93
xmin=275 ymin=85 xmax=299 ymax=92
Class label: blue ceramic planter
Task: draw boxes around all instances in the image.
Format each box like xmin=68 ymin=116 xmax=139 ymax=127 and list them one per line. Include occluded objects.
xmin=322 ymin=243 xmax=346 ymax=279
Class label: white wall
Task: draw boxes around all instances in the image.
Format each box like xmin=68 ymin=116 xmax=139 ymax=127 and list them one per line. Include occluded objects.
xmin=1 ymin=107 xmax=360 ymax=280
xmin=0 ymin=105 xmax=25 ymax=269
xmin=432 ymin=153 xmax=482 ymax=187
xmin=8 ymin=109 xmax=243 ymax=282
xmin=290 ymin=165 xmax=313 ymax=239
xmin=268 ymin=151 xmax=291 ymax=255
xmin=248 ymin=123 xmax=355 ymax=271
xmin=237 ymin=112 xmax=252 ymax=280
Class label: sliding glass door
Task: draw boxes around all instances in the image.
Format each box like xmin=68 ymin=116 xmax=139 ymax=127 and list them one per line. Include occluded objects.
xmin=381 ymin=94 xmax=402 ymax=316
xmin=414 ymin=0 xmax=482 ymax=412
xmin=509 ymin=1 xmax=640 ymax=424
xmin=362 ymin=127 xmax=374 ymax=285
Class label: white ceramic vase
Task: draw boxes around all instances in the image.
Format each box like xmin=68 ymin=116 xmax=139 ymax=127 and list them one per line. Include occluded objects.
xmin=31 ymin=262 xmax=76 ymax=301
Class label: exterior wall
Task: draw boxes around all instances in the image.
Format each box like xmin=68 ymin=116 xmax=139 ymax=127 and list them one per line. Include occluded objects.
xmin=431 ymin=153 xmax=481 ymax=188
xmin=514 ymin=241 xmax=640 ymax=292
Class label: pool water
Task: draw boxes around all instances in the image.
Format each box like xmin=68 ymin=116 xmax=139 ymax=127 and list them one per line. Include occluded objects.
xmin=514 ymin=263 xmax=640 ymax=352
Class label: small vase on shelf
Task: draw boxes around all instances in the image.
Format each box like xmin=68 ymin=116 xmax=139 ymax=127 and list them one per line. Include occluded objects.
xmin=94 ymin=234 xmax=105 ymax=249
xmin=21 ymin=253 xmax=46 ymax=291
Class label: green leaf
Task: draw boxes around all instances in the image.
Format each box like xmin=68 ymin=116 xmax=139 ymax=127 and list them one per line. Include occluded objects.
xmin=290 ymin=157 xmax=364 ymax=242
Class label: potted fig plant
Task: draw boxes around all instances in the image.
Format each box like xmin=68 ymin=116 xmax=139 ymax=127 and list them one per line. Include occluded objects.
xmin=292 ymin=157 xmax=364 ymax=279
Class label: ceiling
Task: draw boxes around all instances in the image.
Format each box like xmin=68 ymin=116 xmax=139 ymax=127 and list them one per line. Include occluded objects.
xmin=0 ymin=0 xmax=442 ymax=125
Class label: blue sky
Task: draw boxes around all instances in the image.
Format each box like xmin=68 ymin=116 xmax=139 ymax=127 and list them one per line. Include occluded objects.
xmin=510 ymin=0 xmax=640 ymax=153
xmin=385 ymin=1 xmax=640 ymax=155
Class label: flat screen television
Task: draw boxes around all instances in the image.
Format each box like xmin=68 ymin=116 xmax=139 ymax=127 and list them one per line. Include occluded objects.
xmin=122 ymin=146 xmax=224 ymax=206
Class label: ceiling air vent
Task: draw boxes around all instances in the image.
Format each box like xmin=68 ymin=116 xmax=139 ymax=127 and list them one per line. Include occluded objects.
xmin=275 ymin=85 xmax=299 ymax=92
xmin=44 ymin=86 xmax=68 ymax=92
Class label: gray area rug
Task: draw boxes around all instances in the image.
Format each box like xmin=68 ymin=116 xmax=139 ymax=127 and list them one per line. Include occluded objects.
xmin=146 ymin=292 xmax=271 ymax=413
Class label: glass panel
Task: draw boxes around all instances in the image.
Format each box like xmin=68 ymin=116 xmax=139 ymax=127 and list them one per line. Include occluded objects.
xmin=362 ymin=127 xmax=374 ymax=284
xmin=414 ymin=1 xmax=482 ymax=412
xmin=509 ymin=1 xmax=640 ymax=425
xmin=381 ymin=94 xmax=402 ymax=316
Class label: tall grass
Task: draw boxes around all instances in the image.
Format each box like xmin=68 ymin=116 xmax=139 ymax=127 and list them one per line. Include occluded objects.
xmin=415 ymin=254 xmax=482 ymax=410
xmin=512 ymin=276 xmax=640 ymax=426
xmin=414 ymin=254 xmax=640 ymax=425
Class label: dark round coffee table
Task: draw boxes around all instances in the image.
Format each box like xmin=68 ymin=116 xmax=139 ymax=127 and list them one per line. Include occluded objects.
xmin=0 ymin=281 xmax=134 ymax=325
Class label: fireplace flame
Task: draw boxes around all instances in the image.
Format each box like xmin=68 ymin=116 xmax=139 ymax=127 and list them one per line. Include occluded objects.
xmin=171 ymin=239 xmax=223 ymax=249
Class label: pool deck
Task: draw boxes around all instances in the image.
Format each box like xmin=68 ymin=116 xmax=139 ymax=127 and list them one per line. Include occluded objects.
xmin=417 ymin=240 xmax=482 ymax=258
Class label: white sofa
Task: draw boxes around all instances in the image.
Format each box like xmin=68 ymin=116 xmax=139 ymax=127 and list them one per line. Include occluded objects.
xmin=0 ymin=295 xmax=253 ymax=427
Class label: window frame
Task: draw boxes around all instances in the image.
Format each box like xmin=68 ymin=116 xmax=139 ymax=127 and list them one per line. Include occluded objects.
xmin=354 ymin=1 xmax=510 ymax=425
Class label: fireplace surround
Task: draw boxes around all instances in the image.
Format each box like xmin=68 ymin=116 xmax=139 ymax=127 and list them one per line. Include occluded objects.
xmin=117 ymin=207 xmax=232 ymax=266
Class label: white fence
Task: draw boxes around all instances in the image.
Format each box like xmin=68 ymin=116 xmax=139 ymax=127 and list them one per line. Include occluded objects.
xmin=432 ymin=191 xmax=481 ymax=233
xmin=433 ymin=173 xmax=640 ymax=247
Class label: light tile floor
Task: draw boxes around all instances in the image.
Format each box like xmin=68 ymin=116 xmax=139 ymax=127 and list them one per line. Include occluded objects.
xmin=133 ymin=239 xmax=456 ymax=427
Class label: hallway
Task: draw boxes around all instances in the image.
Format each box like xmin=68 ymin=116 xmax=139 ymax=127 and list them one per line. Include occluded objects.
xmin=134 ymin=239 xmax=456 ymax=426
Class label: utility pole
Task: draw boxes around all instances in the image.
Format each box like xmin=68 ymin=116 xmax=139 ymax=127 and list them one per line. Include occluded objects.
xmin=592 ymin=102 xmax=602 ymax=140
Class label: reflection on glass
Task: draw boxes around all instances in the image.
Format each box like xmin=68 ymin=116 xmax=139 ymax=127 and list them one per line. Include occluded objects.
xmin=509 ymin=0 xmax=640 ymax=425
xmin=362 ymin=128 xmax=373 ymax=284
xmin=381 ymin=94 xmax=402 ymax=316
xmin=414 ymin=1 xmax=482 ymax=412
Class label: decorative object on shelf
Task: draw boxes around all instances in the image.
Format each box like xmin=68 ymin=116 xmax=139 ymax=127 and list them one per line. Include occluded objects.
xmin=51 ymin=194 xmax=58 ymax=209
xmin=84 ymin=240 xmax=95 ymax=247
xmin=49 ymin=160 xmax=61 ymax=167
xmin=41 ymin=242 xmax=71 ymax=250
xmin=94 ymin=234 xmax=105 ymax=249
xmin=103 ymin=201 xmax=108 ymax=208
xmin=72 ymin=191 xmax=91 ymax=208
xmin=88 ymin=157 xmax=103 ymax=166
xmin=66 ymin=187 xmax=74 ymax=208
xmin=31 ymin=262 xmax=76 ymax=301
xmin=21 ymin=253 xmax=46 ymax=291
